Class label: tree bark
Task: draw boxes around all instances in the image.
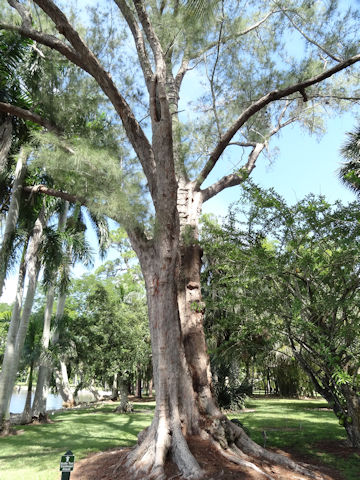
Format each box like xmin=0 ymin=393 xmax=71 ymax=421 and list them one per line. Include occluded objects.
xmin=0 ymin=148 xmax=27 ymax=298
xmin=0 ymin=117 xmax=12 ymax=173
xmin=32 ymin=202 xmax=68 ymax=418
xmin=54 ymin=361 xmax=74 ymax=406
xmin=21 ymin=359 xmax=34 ymax=424
xmin=52 ymin=296 xmax=75 ymax=406
xmin=0 ymin=207 xmax=45 ymax=430
xmin=114 ymin=375 xmax=133 ymax=413
xmin=31 ymin=284 xmax=55 ymax=418
xmin=343 ymin=389 xmax=360 ymax=448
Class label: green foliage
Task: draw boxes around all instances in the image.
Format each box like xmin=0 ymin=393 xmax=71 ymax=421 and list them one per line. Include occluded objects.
xmin=60 ymin=258 xmax=150 ymax=389
xmin=28 ymin=131 xmax=148 ymax=227
xmin=340 ymin=124 xmax=360 ymax=194
xmin=0 ymin=306 xmax=10 ymax=362
xmin=204 ymin=185 xmax=360 ymax=435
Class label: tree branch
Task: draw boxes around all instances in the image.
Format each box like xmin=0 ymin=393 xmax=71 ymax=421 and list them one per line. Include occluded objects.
xmin=0 ymin=21 xmax=83 ymax=68
xmin=113 ymin=0 xmax=153 ymax=90
xmin=188 ymin=9 xmax=281 ymax=62
xmin=196 ymin=52 xmax=360 ymax=188
xmin=202 ymin=143 xmax=264 ymax=202
xmin=6 ymin=0 xmax=157 ymax=201
xmin=201 ymin=101 xmax=303 ymax=201
xmin=23 ymin=185 xmax=86 ymax=205
xmin=0 ymin=101 xmax=76 ymax=154
xmin=133 ymin=0 xmax=165 ymax=73
xmin=0 ymin=101 xmax=57 ymax=132
xmin=7 ymin=0 xmax=33 ymax=28
xmin=278 ymin=6 xmax=342 ymax=63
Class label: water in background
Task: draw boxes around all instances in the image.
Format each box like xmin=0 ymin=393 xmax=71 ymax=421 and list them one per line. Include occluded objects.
xmin=10 ymin=388 xmax=63 ymax=414
xmin=10 ymin=388 xmax=108 ymax=414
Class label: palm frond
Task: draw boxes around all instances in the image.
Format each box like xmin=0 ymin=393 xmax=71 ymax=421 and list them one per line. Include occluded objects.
xmin=339 ymin=125 xmax=360 ymax=195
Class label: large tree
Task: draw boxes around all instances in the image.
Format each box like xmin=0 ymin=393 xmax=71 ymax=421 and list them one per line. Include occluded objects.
xmin=1 ymin=0 xmax=360 ymax=477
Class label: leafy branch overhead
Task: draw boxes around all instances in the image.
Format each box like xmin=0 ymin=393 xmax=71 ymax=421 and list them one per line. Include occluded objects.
xmin=0 ymin=0 xmax=358 ymax=239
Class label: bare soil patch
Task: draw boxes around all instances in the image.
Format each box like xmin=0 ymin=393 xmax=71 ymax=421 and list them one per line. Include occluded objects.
xmin=71 ymin=436 xmax=348 ymax=480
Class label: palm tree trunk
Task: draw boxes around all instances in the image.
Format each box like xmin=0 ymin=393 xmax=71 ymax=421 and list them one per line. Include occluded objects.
xmin=0 ymin=148 xmax=28 ymax=298
xmin=31 ymin=285 xmax=55 ymax=419
xmin=21 ymin=360 xmax=34 ymax=424
xmin=0 ymin=207 xmax=46 ymax=431
xmin=0 ymin=241 xmax=27 ymax=431
xmin=32 ymin=203 xmax=68 ymax=418
xmin=0 ymin=117 xmax=12 ymax=173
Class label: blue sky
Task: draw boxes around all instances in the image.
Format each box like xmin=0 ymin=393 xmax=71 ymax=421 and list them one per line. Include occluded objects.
xmin=203 ymin=111 xmax=359 ymax=217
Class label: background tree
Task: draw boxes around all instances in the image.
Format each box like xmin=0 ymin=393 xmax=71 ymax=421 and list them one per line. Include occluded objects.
xmin=340 ymin=124 xmax=360 ymax=194
xmin=208 ymin=186 xmax=360 ymax=447
xmin=0 ymin=0 xmax=360 ymax=477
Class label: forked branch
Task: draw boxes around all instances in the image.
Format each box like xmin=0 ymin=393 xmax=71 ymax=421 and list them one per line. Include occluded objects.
xmin=196 ymin=52 xmax=360 ymax=189
xmin=113 ymin=0 xmax=153 ymax=90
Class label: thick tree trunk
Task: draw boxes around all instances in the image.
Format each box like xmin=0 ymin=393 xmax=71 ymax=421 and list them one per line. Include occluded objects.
xmin=0 ymin=148 xmax=27 ymax=298
xmin=342 ymin=388 xmax=360 ymax=448
xmin=125 ymin=253 xmax=204 ymax=480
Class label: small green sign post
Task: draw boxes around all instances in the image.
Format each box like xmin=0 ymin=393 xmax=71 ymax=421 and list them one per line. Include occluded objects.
xmin=60 ymin=450 xmax=75 ymax=479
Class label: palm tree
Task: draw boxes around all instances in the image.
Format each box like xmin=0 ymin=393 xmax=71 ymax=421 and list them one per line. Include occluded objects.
xmin=339 ymin=125 xmax=360 ymax=195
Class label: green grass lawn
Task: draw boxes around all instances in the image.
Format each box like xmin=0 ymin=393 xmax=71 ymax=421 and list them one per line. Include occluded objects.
xmin=0 ymin=402 xmax=155 ymax=480
xmin=1 ymin=397 xmax=359 ymax=480
xmin=229 ymin=397 xmax=360 ymax=480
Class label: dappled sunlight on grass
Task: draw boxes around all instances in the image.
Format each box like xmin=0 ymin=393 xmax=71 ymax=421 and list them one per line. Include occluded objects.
xmin=1 ymin=397 xmax=359 ymax=479
xmin=0 ymin=402 xmax=154 ymax=480
xmin=229 ymin=397 xmax=359 ymax=479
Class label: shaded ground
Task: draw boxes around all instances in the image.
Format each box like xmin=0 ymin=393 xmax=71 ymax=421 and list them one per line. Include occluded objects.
xmin=71 ymin=436 xmax=348 ymax=480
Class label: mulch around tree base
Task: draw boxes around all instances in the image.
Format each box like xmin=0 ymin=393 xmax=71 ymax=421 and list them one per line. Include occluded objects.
xmin=71 ymin=436 xmax=347 ymax=480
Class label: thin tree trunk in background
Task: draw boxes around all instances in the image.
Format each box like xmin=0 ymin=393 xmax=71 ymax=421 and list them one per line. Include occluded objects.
xmin=111 ymin=373 xmax=118 ymax=400
xmin=32 ymin=202 xmax=68 ymax=419
xmin=0 ymin=117 xmax=12 ymax=173
xmin=114 ymin=375 xmax=132 ymax=413
xmin=136 ymin=368 xmax=142 ymax=398
xmin=31 ymin=285 xmax=55 ymax=419
xmin=0 ymin=148 xmax=27 ymax=298
xmin=54 ymin=361 xmax=74 ymax=406
xmin=21 ymin=360 xmax=34 ymax=424
xmin=147 ymin=378 xmax=153 ymax=398
xmin=0 ymin=207 xmax=45 ymax=431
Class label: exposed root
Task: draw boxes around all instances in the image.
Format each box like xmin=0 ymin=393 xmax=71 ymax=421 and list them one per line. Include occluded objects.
xmin=210 ymin=437 xmax=275 ymax=480
xmin=171 ymin=427 xmax=204 ymax=479
xmin=227 ymin=419 xmax=324 ymax=480
xmin=0 ymin=420 xmax=17 ymax=437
